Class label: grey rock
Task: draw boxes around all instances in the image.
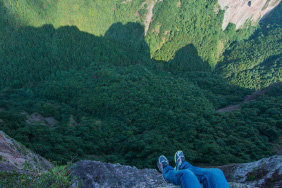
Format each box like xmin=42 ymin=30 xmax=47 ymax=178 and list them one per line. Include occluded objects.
xmin=219 ymin=155 xmax=282 ymax=188
xmin=228 ymin=182 xmax=257 ymax=188
xmin=0 ymin=131 xmax=54 ymax=173
xmin=70 ymin=160 xmax=167 ymax=188
xmin=23 ymin=112 xmax=57 ymax=127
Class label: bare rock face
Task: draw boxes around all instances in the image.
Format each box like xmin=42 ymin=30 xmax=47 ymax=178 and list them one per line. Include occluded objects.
xmin=219 ymin=155 xmax=282 ymax=188
xmin=22 ymin=112 xmax=57 ymax=127
xmin=70 ymin=160 xmax=168 ymax=188
xmin=0 ymin=131 xmax=53 ymax=173
xmin=218 ymin=0 xmax=281 ymax=30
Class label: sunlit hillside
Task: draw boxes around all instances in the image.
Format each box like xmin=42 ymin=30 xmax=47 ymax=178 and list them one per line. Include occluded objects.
xmin=1 ymin=0 xmax=257 ymax=68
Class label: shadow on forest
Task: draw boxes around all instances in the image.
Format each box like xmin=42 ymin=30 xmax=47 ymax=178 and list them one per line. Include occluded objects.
xmin=0 ymin=1 xmax=15 ymax=41
xmin=166 ymin=44 xmax=211 ymax=74
xmin=0 ymin=3 xmax=211 ymax=88
xmin=104 ymin=22 xmax=150 ymax=56
xmin=0 ymin=23 xmax=151 ymax=87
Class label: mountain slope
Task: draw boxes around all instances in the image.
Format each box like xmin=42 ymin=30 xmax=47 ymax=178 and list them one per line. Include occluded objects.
xmin=1 ymin=0 xmax=268 ymax=68
xmin=216 ymin=2 xmax=282 ymax=90
xmin=216 ymin=24 xmax=282 ymax=89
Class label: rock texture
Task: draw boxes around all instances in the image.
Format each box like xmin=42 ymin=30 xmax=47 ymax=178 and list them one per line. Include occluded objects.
xmin=219 ymin=155 xmax=282 ymax=188
xmin=71 ymin=159 xmax=282 ymax=188
xmin=22 ymin=112 xmax=57 ymax=127
xmin=218 ymin=0 xmax=281 ymax=30
xmin=0 ymin=131 xmax=53 ymax=173
xmin=70 ymin=160 xmax=168 ymax=188
xmin=133 ymin=0 xmax=161 ymax=36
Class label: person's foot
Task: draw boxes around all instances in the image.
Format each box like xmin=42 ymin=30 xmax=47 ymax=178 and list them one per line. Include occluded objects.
xmin=157 ymin=155 xmax=169 ymax=172
xmin=175 ymin=151 xmax=185 ymax=171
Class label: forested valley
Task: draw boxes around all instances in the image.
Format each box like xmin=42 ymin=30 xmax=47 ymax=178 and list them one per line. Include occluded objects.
xmin=0 ymin=0 xmax=282 ymax=169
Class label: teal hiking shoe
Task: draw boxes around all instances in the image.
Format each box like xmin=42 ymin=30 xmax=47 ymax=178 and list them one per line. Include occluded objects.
xmin=157 ymin=155 xmax=169 ymax=172
xmin=175 ymin=151 xmax=185 ymax=171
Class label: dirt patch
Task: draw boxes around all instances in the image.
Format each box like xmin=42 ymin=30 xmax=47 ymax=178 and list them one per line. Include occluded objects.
xmin=121 ymin=0 xmax=132 ymax=3
xmin=144 ymin=0 xmax=158 ymax=35
xmin=243 ymin=90 xmax=267 ymax=102
xmin=217 ymin=82 xmax=282 ymax=113
xmin=214 ymin=3 xmax=220 ymax=14
xmin=177 ymin=1 xmax=182 ymax=8
xmin=216 ymin=40 xmax=224 ymax=60
xmin=24 ymin=112 xmax=57 ymax=127
xmin=152 ymin=23 xmax=162 ymax=35
xmin=135 ymin=0 xmax=159 ymax=35
xmin=216 ymin=104 xmax=241 ymax=113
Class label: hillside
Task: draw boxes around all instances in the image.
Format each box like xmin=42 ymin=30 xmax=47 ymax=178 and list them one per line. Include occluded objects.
xmin=0 ymin=0 xmax=266 ymax=68
xmin=216 ymin=3 xmax=282 ymax=90
xmin=0 ymin=0 xmax=282 ymax=174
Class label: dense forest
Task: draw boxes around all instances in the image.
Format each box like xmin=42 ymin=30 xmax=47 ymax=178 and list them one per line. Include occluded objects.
xmin=0 ymin=0 xmax=282 ymax=169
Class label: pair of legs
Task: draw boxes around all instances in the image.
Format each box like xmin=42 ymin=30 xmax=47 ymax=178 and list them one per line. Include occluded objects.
xmin=158 ymin=151 xmax=230 ymax=188
xmin=163 ymin=161 xmax=230 ymax=188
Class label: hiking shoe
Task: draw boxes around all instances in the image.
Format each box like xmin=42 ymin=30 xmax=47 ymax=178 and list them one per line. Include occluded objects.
xmin=175 ymin=151 xmax=185 ymax=171
xmin=158 ymin=155 xmax=169 ymax=172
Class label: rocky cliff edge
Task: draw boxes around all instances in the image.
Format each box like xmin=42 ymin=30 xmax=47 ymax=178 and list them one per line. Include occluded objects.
xmin=0 ymin=131 xmax=53 ymax=173
xmin=70 ymin=156 xmax=282 ymax=188
xmin=0 ymin=131 xmax=281 ymax=188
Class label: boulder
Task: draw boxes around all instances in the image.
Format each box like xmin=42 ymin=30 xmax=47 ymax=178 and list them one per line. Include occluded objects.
xmin=70 ymin=160 xmax=167 ymax=188
xmin=219 ymin=155 xmax=282 ymax=188
xmin=0 ymin=131 xmax=53 ymax=173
